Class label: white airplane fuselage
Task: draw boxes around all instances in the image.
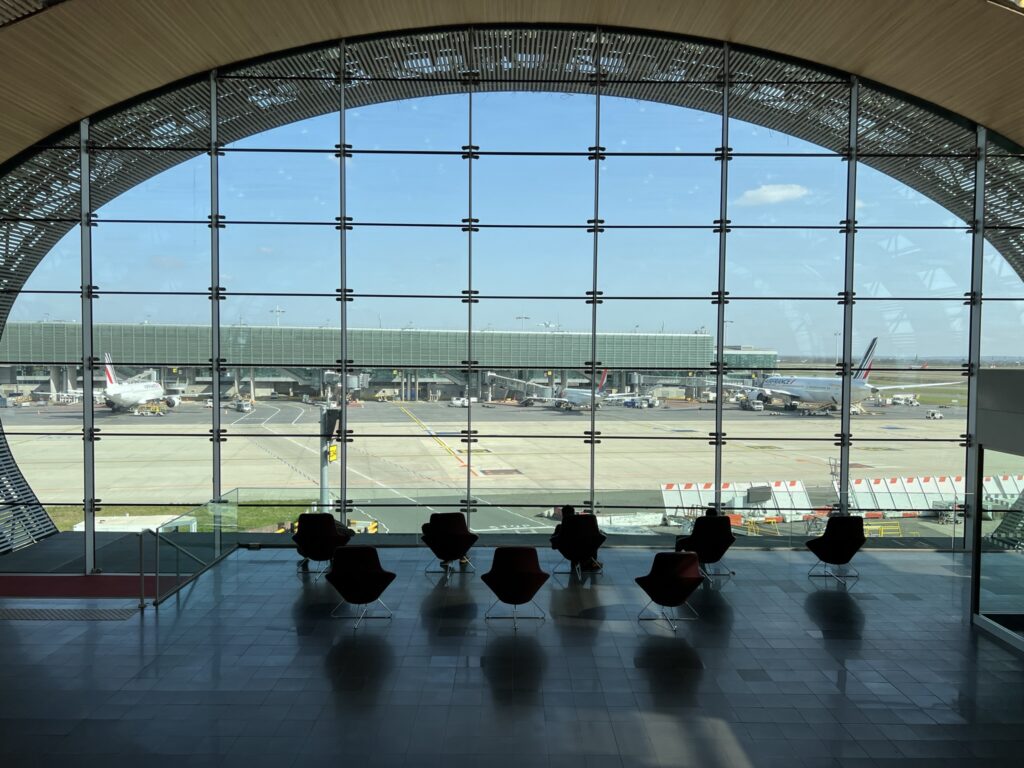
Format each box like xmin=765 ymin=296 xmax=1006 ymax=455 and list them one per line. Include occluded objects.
xmin=105 ymin=380 xmax=168 ymax=410
xmin=757 ymin=376 xmax=876 ymax=409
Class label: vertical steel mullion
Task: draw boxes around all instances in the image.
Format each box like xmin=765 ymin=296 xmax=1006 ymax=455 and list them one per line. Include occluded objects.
xmin=839 ymin=77 xmax=859 ymax=514
xmin=79 ymin=117 xmax=96 ymax=574
xmin=338 ymin=40 xmax=349 ymax=527
xmin=465 ymin=71 xmax=475 ymax=522
xmin=588 ymin=32 xmax=602 ymax=512
xmin=209 ymin=71 xmax=223 ymax=558
xmin=713 ymin=44 xmax=730 ymax=511
xmin=966 ymin=125 xmax=987 ymax=569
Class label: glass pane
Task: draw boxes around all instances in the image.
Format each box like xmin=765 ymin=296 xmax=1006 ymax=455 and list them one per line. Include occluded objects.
xmin=980 ymin=448 xmax=1024 ymax=638
xmin=4 ymin=434 xmax=83 ymax=514
xmin=93 ymin=222 xmax=209 ymax=292
xmin=220 ymin=298 xmax=339 ymax=366
xmin=855 ymin=228 xmax=971 ymax=299
xmin=729 ymin=157 xmax=846 ymax=227
xmin=982 ymin=242 xmax=1024 ymax=299
xmin=347 ymin=154 xmax=465 ymax=225
xmin=474 ymin=155 xmax=592 ymax=225
xmin=222 ymin=434 xmax=323 ymax=499
xmin=2 ymin=297 xmax=82 ymax=360
xmin=348 ymin=95 xmax=467 ymax=151
xmin=92 ymin=152 xmax=209 ymax=221
xmin=601 ymin=94 xmax=721 ymax=154
xmin=221 ymin=224 xmax=338 ymax=294
xmin=726 ymin=228 xmax=843 ymax=298
xmin=724 ymin=299 xmax=841 ymax=362
xmin=600 ymin=156 xmax=720 ymax=226
xmin=599 ymin=228 xmax=718 ymax=298
xmin=474 ymin=92 xmax=594 ymax=153
xmin=853 ymin=299 xmax=968 ymax=367
xmin=14 ymin=225 xmax=80 ymax=291
xmin=221 ymin=150 xmax=338 ymax=223
xmin=474 ymin=299 xmax=592 ymax=368
xmin=94 ymin=295 xmax=211 ymax=364
xmin=475 ymin=228 xmax=591 ymax=298
xmin=723 ymin=367 xmax=845 ymax=438
xmin=981 ymin=300 xmax=1024 ymax=365
xmin=856 ymin=162 xmax=969 ymax=228
xmin=220 ymin=92 xmax=339 ymax=150
xmin=96 ymin=437 xmax=213 ymax=504
xmin=848 ymin=441 xmax=966 ymax=547
xmin=349 ymin=226 xmax=465 ymax=296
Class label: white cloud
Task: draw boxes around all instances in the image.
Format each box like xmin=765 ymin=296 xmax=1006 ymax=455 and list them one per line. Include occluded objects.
xmin=735 ymin=183 xmax=809 ymax=206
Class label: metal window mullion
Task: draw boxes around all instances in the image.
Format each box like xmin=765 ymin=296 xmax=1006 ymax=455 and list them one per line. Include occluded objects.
xmin=79 ymin=117 xmax=96 ymax=574
xmin=338 ymin=41 xmax=349 ymax=527
xmin=209 ymin=72 xmax=223 ymax=555
xmin=839 ymin=77 xmax=859 ymax=514
xmin=713 ymin=43 xmax=731 ymax=511
xmin=465 ymin=74 xmax=475 ymax=520
xmin=588 ymin=33 xmax=602 ymax=511
xmin=966 ymin=125 xmax=987 ymax=569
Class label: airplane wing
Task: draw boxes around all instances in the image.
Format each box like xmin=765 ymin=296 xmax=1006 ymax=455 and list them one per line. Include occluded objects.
xmin=871 ymin=382 xmax=961 ymax=391
xmin=721 ymin=382 xmax=802 ymax=399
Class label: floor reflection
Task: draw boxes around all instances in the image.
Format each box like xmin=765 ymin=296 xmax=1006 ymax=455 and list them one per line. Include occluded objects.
xmin=634 ymin=634 xmax=705 ymax=709
xmin=804 ymin=586 xmax=865 ymax=694
xmin=481 ymin=633 xmax=547 ymax=706
xmin=325 ymin=631 xmax=396 ymax=706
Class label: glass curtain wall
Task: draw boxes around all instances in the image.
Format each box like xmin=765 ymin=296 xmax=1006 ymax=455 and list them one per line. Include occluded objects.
xmin=2 ymin=28 xmax=1015 ymax=565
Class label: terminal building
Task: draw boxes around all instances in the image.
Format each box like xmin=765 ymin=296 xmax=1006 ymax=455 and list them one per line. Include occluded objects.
xmin=1 ymin=2 xmax=1024 ymax=765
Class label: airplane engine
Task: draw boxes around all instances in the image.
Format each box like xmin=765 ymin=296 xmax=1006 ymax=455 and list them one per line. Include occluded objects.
xmin=165 ymin=395 xmax=180 ymax=408
xmin=104 ymin=399 xmax=116 ymax=409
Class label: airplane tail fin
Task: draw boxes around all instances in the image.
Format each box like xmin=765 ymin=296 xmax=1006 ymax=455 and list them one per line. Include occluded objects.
xmin=103 ymin=353 xmax=118 ymax=387
xmin=854 ymin=338 xmax=878 ymax=381
xmin=597 ymin=369 xmax=609 ymax=393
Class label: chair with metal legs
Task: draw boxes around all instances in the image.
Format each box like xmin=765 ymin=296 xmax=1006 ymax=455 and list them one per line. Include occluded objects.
xmin=292 ymin=512 xmax=351 ymax=583
xmin=635 ymin=552 xmax=704 ymax=631
xmin=481 ymin=547 xmax=550 ymax=630
xmin=325 ymin=546 xmax=396 ymax=629
xmin=806 ymin=515 xmax=866 ymax=586
xmin=421 ymin=512 xmax=479 ymax=584
xmin=675 ymin=515 xmax=736 ymax=580
xmin=551 ymin=514 xmax=607 ymax=579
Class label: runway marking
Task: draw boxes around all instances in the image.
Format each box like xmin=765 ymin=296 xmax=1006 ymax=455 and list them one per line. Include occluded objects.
xmin=287 ymin=404 xmax=306 ymax=425
xmin=473 ymin=495 xmax=552 ymax=530
xmin=260 ymin=405 xmax=282 ymax=426
xmin=397 ymin=404 xmax=479 ymax=477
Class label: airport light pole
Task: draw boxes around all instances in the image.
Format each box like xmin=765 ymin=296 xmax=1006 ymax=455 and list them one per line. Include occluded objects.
xmin=515 ymin=315 xmax=530 ymax=331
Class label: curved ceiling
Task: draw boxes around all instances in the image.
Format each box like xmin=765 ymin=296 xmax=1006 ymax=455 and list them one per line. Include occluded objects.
xmin=1 ymin=0 xmax=1024 ymax=165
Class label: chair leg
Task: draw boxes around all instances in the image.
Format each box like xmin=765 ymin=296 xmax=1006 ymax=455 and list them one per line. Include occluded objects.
xmin=700 ymin=560 xmax=734 ymax=580
xmin=808 ymin=560 xmax=859 ymax=585
xmin=298 ymin=559 xmax=328 ymax=582
xmin=332 ymin=598 xmax=393 ymax=628
xmin=484 ymin=598 xmax=545 ymax=630
xmin=637 ymin=600 xmax=698 ymax=632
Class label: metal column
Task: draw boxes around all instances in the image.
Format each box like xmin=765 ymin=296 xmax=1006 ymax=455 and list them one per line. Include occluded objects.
xmin=966 ymin=125 xmax=987 ymax=565
xmin=209 ymin=71 xmax=224 ymax=554
xmin=79 ymin=118 xmax=97 ymax=574
xmin=338 ymin=41 xmax=350 ymax=527
xmin=712 ymin=44 xmax=731 ymax=511
xmin=462 ymin=42 xmax=479 ymax=527
xmin=838 ymin=77 xmax=860 ymax=514
xmin=586 ymin=32 xmax=604 ymax=512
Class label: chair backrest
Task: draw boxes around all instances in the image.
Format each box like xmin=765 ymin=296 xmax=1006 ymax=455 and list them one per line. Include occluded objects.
xmin=650 ymin=551 xmax=700 ymax=579
xmin=331 ymin=545 xmax=383 ymax=576
xmin=561 ymin=513 xmax=601 ymax=537
xmin=692 ymin=514 xmax=732 ymax=541
xmin=296 ymin=513 xmax=338 ymax=540
xmin=427 ymin=512 xmax=470 ymax=534
xmin=491 ymin=546 xmax=542 ymax=574
xmin=824 ymin=515 xmax=865 ymax=544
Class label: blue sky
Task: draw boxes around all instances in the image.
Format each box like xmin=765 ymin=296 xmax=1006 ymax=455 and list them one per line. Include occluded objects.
xmin=11 ymin=92 xmax=1024 ymax=359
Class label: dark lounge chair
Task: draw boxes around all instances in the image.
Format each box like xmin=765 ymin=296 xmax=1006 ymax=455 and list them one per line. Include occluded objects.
xmin=326 ymin=546 xmax=396 ymax=628
xmin=806 ymin=515 xmax=866 ymax=585
xmin=481 ymin=547 xmax=550 ymax=629
xmin=551 ymin=513 xmax=607 ymax=578
xmin=421 ymin=512 xmax=479 ymax=581
xmin=292 ymin=512 xmax=351 ymax=582
xmin=635 ymin=552 xmax=704 ymax=631
xmin=675 ymin=515 xmax=736 ymax=578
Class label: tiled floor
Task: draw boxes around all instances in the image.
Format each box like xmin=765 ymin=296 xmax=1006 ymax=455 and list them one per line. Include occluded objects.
xmin=1 ymin=546 xmax=1023 ymax=767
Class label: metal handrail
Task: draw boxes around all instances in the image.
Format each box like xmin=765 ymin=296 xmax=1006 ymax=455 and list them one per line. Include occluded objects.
xmin=137 ymin=527 xmax=235 ymax=609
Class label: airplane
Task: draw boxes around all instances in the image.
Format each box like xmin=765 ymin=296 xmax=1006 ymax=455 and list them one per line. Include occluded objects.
xmin=729 ymin=338 xmax=959 ymax=414
xmin=494 ymin=369 xmax=617 ymax=410
xmin=102 ymin=354 xmax=180 ymax=412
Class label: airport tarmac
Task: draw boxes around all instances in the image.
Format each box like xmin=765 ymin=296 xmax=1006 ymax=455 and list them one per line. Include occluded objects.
xmin=0 ymin=399 xmax=977 ymax=541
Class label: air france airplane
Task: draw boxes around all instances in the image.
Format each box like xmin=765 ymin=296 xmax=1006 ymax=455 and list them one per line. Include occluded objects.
xmin=102 ymin=354 xmax=179 ymax=411
xmin=737 ymin=338 xmax=957 ymax=412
